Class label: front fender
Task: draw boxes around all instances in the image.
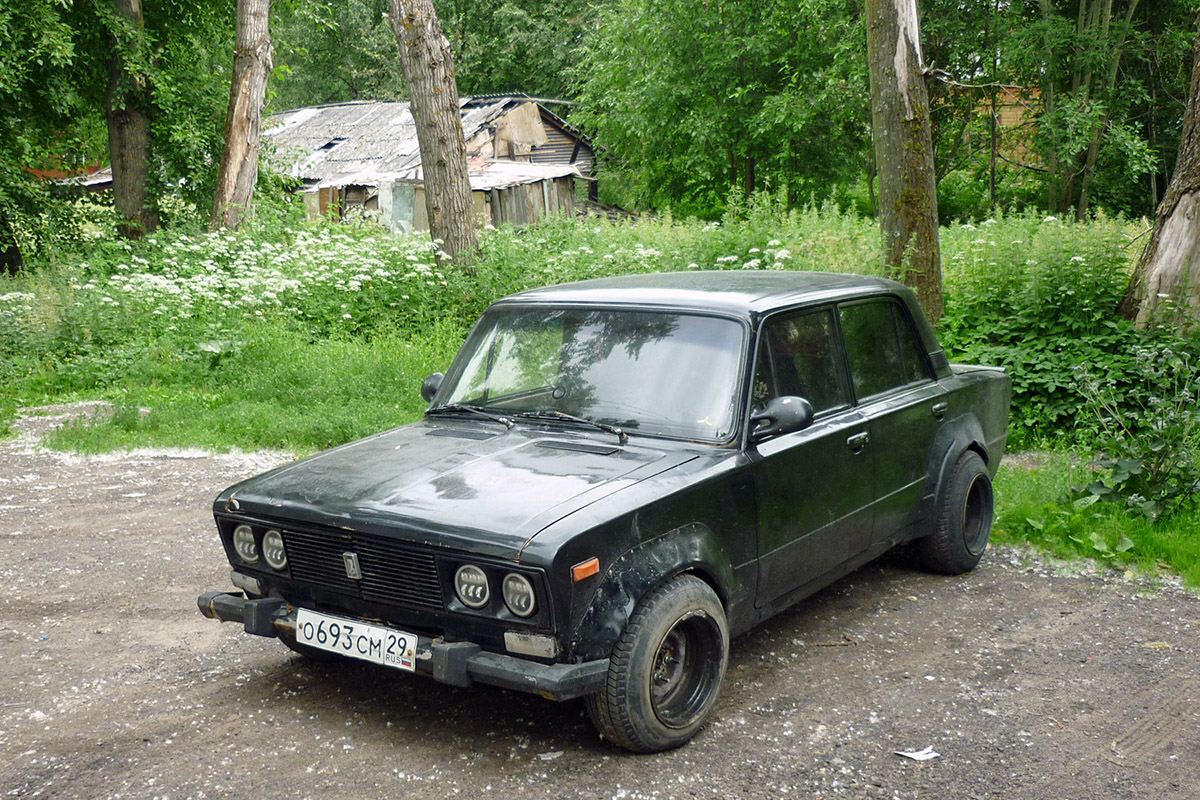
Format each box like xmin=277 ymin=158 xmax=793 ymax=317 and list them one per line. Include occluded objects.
xmin=566 ymin=522 xmax=736 ymax=662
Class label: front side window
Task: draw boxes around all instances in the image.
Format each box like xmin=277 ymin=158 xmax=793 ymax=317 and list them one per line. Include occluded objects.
xmin=839 ymin=300 xmax=929 ymax=399
xmin=757 ymin=308 xmax=849 ymax=414
xmin=442 ymin=308 xmax=746 ymax=442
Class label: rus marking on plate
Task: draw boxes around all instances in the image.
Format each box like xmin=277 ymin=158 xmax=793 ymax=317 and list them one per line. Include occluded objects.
xmin=342 ymin=552 xmax=362 ymax=580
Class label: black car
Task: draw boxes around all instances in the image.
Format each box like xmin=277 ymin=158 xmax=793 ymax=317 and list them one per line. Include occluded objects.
xmin=199 ymin=270 xmax=1011 ymax=752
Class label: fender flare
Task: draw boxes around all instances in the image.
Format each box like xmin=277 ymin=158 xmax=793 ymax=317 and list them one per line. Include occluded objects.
xmin=566 ymin=522 xmax=736 ymax=663
xmin=923 ymin=413 xmax=992 ymax=529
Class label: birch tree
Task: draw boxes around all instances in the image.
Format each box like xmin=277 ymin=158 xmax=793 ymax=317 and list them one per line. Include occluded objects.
xmin=865 ymin=0 xmax=943 ymax=322
xmin=211 ymin=0 xmax=274 ymax=230
xmin=1120 ymin=13 xmax=1200 ymax=328
xmin=388 ymin=0 xmax=478 ymax=261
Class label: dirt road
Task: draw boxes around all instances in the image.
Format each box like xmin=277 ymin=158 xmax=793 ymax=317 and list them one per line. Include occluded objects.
xmin=1 ymin=408 xmax=1197 ymax=799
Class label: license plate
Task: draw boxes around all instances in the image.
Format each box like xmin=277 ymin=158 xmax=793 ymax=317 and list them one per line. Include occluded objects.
xmin=295 ymin=608 xmax=417 ymax=671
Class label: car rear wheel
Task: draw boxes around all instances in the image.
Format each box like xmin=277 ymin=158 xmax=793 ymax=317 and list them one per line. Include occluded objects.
xmin=921 ymin=450 xmax=994 ymax=574
xmin=585 ymin=575 xmax=728 ymax=752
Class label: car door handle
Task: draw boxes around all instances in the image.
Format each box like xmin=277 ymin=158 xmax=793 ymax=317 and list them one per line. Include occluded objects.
xmin=845 ymin=432 xmax=869 ymax=453
xmin=931 ymin=402 xmax=948 ymax=421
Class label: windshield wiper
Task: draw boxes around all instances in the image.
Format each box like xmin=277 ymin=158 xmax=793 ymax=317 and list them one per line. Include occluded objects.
xmin=426 ymin=403 xmax=514 ymax=429
xmin=513 ymin=410 xmax=628 ymax=444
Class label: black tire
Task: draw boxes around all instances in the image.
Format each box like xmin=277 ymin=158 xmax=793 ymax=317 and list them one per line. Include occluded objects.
xmin=585 ymin=575 xmax=729 ymax=753
xmin=279 ymin=631 xmax=342 ymax=663
xmin=920 ymin=450 xmax=994 ymax=575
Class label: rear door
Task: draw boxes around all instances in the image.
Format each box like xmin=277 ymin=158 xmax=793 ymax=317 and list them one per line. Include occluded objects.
xmin=837 ymin=298 xmax=946 ymax=544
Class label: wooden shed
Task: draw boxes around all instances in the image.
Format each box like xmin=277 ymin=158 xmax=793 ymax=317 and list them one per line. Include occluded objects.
xmin=263 ymin=95 xmax=595 ymax=229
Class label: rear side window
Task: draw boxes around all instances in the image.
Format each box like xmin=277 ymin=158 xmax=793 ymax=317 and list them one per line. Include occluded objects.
xmin=839 ymin=300 xmax=929 ymax=399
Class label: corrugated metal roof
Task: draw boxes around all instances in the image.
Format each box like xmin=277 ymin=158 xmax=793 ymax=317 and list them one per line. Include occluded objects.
xmin=315 ymin=160 xmax=579 ymax=191
xmin=264 ymin=97 xmax=578 ymax=188
xmin=66 ymin=97 xmax=592 ymax=192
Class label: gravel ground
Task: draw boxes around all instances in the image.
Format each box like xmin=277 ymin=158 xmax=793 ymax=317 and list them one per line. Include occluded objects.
xmin=1 ymin=406 xmax=1197 ymax=800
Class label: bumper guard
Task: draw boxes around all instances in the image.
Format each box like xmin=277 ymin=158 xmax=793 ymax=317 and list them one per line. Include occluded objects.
xmin=197 ymin=591 xmax=607 ymax=701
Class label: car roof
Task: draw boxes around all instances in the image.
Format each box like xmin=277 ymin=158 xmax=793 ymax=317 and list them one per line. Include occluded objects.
xmin=496 ymin=270 xmax=908 ymax=317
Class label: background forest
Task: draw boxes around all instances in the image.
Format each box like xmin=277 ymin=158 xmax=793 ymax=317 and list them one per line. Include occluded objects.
xmin=4 ymin=0 xmax=1198 ymax=245
xmin=2 ymin=1 xmax=1200 ymax=583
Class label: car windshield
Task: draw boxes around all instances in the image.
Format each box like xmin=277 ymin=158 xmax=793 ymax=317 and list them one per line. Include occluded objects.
xmin=438 ymin=307 xmax=746 ymax=442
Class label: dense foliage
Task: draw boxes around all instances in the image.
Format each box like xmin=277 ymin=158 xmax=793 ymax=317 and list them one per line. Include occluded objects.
xmin=0 ymin=204 xmax=1178 ymax=447
xmin=3 ymin=207 xmax=1198 ymax=577
xmin=563 ymin=0 xmax=1198 ymax=220
xmin=271 ymin=0 xmax=594 ymax=108
xmin=2 ymin=0 xmax=1197 ymax=250
xmin=571 ymin=0 xmax=868 ymax=216
xmin=1 ymin=0 xmax=233 ymax=260
xmin=1075 ymin=344 xmax=1200 ymax=519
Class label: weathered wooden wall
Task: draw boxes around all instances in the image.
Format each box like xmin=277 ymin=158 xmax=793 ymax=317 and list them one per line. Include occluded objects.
xmin=489 ymin=177 xmax=575 ymax=226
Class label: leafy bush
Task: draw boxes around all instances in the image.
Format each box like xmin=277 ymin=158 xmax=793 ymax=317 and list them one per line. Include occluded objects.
xmin=0 ymin=204 xmax=1181 ymax=458
xmin=938 ymin=212 xmax=1144 ymax=446
xmin=1073 ymin=343 xmax=1200 ymax=519
xmin=1021 ymin=494 xmax=1135 ymax=564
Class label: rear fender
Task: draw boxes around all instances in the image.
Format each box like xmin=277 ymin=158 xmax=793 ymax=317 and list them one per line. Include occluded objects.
xmin=920 ymin=414 xmax=990 ymax=528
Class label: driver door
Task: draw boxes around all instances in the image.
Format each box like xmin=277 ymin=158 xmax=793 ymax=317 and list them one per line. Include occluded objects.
xmin=751 ymin=307 xmax=876 ymax=607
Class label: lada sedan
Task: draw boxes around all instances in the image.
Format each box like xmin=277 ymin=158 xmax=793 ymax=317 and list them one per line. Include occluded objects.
xmin=198 ymin=270 xmax=1011 ymax=751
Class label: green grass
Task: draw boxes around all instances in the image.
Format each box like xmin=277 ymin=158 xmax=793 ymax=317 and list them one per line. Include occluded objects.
xmin=993 ymin=452 xmax=1200 ymax=589
xmin=2 ymin=204 xmax=1197 ymax=587
xmin=40 ymin=320 xmax=463 ymax=455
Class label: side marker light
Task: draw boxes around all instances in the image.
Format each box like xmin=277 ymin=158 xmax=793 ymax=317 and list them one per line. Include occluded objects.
xmin=572 ymin=557 xmax=600 ymax=582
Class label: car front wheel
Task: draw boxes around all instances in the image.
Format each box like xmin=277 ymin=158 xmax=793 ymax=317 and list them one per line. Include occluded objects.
xmin=585 ymin=574 xmax=729 ymax=752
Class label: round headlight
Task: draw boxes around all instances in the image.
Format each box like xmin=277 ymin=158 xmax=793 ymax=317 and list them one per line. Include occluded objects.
xmin=502 ymin=573 xmax=537 ymax=618
xmin=454 ymin=564 xmax=490 ymax=609
xmin=232 ymin=525 xmax=259 ymax=563
xmin=262 ymin=529 xmax=288 ymax=571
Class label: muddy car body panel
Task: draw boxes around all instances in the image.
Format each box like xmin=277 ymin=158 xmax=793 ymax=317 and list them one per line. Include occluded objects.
xmin=199 ymin=270 xmax=1011 ymax=751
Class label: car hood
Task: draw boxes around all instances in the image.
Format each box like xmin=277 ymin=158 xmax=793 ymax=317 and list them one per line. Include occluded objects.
xmin=218 ymin=421 xmax=696 ymax=559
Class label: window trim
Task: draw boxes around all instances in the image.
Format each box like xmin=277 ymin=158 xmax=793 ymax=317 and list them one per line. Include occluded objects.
xmin=749 ymin=303 xmax=854 ymax=424
xmin=836 ymin=295 xmax=936 ymax=405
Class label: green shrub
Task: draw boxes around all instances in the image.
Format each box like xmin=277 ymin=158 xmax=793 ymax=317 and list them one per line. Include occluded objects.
xmin=0 ymin=204 xmax=1184 ymax=458
xmin=1073 ymin=343 xmax=1200 ymax=519
xmin=938 ymin=212 xmax=1144 ymax=446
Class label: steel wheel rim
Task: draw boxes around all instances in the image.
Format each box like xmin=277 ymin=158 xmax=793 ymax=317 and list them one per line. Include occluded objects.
xmin=650 ymin=613 xmax=723 ymax=729
xmin=961 ymin=474 xmax=993 ymax=556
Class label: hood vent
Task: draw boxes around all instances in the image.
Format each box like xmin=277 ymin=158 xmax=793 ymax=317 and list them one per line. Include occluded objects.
xmin=536 ymin=440 xmax=619 ymax=455
xmin=426 ymin=428 xmax=496 ymax=441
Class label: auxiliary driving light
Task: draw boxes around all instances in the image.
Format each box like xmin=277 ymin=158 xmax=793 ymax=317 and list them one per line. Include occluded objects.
xmin=232 ymin=525 xmax=259 ymax=563
xmin=262 ymin=529 xmax=288 ymax=571
xmin=502 ymin=573 xmax=537 ymax=618
xmin=454 ymin=564 xmax=490 ymax=609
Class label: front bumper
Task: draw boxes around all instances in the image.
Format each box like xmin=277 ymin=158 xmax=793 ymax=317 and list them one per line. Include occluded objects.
xmin=197 ymin=591 xmax=607 ymax=701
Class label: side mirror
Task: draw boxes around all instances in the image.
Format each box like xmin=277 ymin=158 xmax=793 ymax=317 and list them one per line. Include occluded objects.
xmin=420 ymin=372 xmax=444 ymax=403
xmin=749 ymin=396 xmax=814 ymax=443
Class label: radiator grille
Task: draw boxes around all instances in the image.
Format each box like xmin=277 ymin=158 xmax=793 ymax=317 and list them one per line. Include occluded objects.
xmin=281 ymin=527 xmax=443 ymax=612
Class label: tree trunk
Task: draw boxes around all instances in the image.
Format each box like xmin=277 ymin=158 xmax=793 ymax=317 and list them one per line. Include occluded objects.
xmin=0 ymin=214 xmax=21 ymax=274
xmin=388 ymin=0 xmax=478 ymax=262
xmin=211 ymin=0 xmax=274 ymax=230
xmin=865 ymin=0 xmax=944 ymax=323
xmin=106 ymin=0 xmax=155 ymax=239
xmin=1120 ymin=13 xmax=1200 ymax=328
